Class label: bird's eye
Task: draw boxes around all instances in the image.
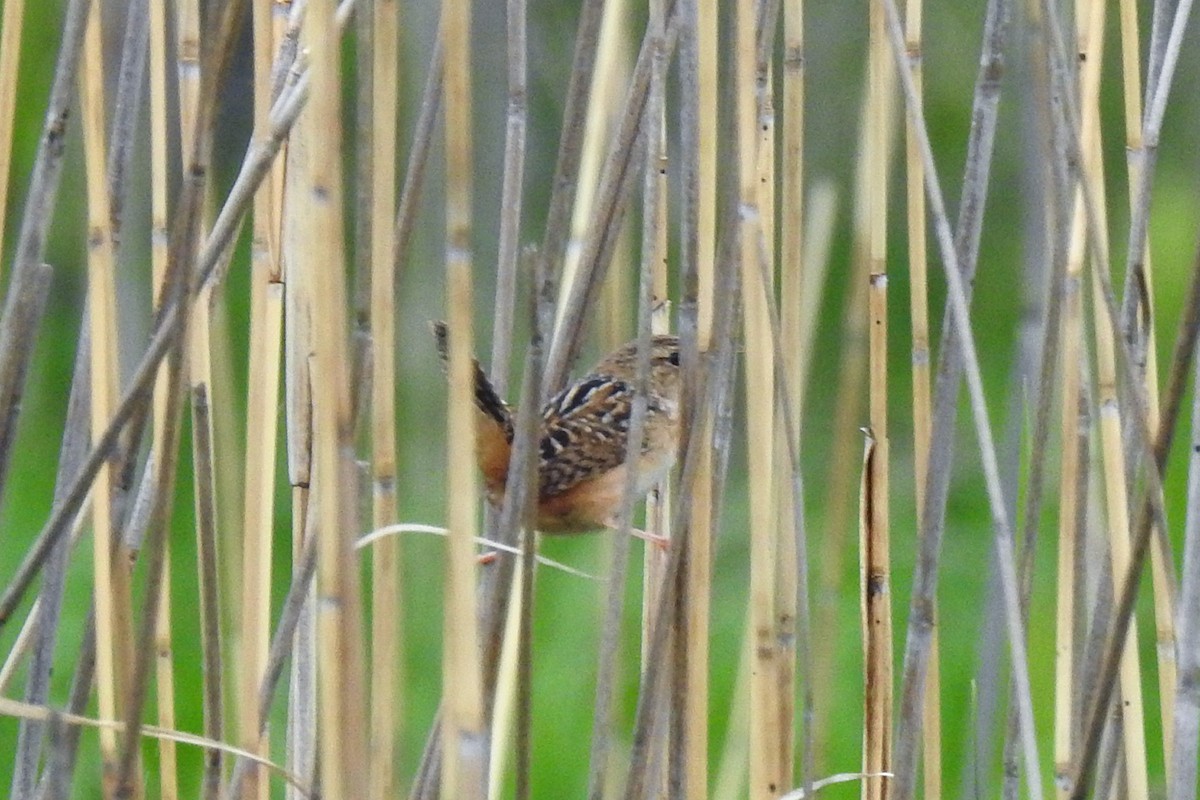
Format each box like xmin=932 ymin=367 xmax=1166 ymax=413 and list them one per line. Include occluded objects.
xmin=667 ymin=350 xmax=680 ymax=366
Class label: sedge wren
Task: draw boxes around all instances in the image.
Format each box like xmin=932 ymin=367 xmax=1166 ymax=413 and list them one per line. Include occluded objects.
xmin=432 ymin=322 xmax=682 ymax=535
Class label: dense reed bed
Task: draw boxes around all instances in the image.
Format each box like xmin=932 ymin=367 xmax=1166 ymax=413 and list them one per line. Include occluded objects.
xmin=0 ymin=1 xmax=1198 ymax=799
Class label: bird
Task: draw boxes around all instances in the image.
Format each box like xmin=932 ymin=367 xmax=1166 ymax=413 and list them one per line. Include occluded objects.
xmin=432 ymin=322 xmax=682 ymax=538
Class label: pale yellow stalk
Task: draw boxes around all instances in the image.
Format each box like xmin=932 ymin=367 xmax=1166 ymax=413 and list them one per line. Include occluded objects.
xmin=862 ymin=5 xmax=893 ymax=797
xmin=0 ymin=0 xmax=24 ymax=278
xmin=237 ymin=1 xmax=288 ymax=796
xmin=737 ymin=0 xmax=779 ymax=796
xmin=685 ymin=3 xmax=719 ymax=796
xmin=305 ymin=0 xmax=367 ymax=796
xmin=80 ymin=6 xmax=129 ymax=792
xmin=441 ymin=0 xmax=486 ymax=795
xmin=1071 ymin=1 xmax=1150 ymax=797
xmin=1117 ymin=0 xmax=1174 ymax=768
xmin=369 ymin=2 xmax=403 ymax=800
xmin=149 ymin=0 xmax=178 ymax=795
xmin=903 ymin=0 xmax=938 ymax=794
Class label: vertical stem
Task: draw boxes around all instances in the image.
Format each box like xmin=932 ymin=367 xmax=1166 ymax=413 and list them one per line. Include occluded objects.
xmin=80 ymin=3 xmax=128 ymax=791
xmin=1117 ymin=0 xmax=1175 ymax=769
xmin=738 ymin=0 xmax=779 ymax=795
xmin=369 ymin=1 xmax=402 ymax=799
xmin=148 ymin=0 xmax=178 ymax=795
xmin=863 ymin=4 xmax=893 ymax=796
xmin=863 ymin=273 xmax=893 ymax=800
xmin=902 ymin=0 xmax=938 ymax=793
xmin=0 ymin=0 xmax=24 ymax=278
xmin=237 ymin=0 xmax=287 ymax=794
xmin=441 ymin=0 xmax=486 ymax=795
xmin=306 ymin=0 xmax=366 ymax=795
xmin=682 ymin=0 xmax=717 ymax=796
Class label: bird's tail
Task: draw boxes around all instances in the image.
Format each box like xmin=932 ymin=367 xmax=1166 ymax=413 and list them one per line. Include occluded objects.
xmin=431 ymin=321 xmax=514 ymax=442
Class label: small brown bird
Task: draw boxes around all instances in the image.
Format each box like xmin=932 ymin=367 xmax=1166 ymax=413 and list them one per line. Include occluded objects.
xmin=432 ymin=322 xmax=682 ymax=536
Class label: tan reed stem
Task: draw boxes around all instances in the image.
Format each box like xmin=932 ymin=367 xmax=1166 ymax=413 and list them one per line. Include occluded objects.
xmin=1068 ymin=2 xmax=1152 ymax=797
xmin=236 ymin=1 xmax=288 ymax=797
xmin=681 ymin=0 xmax=715 ymax=796
xmin=440 ymin=0 xmax=486 ymax=795
xmin=1117 ymin=0 xmax=1176 ymax=769
xmin=737 ymin=0 xmax=780 ymax=796
xmin=0 ymin=0 xmax=24 ymax=280
xmin=369 ymin=2 xmax=402 ymax=800
xmin=778 ymin=0 xmax=804 ymax=779
xmin=305 ymin=0 xmax=368 ymax=795
xmin=865 ymin=17 xmax=895 ymax=770
xmin=901 ymin=0 xmax=939 ymax=794
xmin=682 ymin=0 xmax=717 ymax=793
xmin=148 ymin=0 xmax=179 ymax=795
xmin=80 ymin=4 xmax=131 ymax=791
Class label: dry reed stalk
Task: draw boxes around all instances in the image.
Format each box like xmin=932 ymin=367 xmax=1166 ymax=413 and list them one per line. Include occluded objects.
xmin=0 ymin=0 xmax=23 ymax=278
xmin=302 ymin=0 xmax=368 ymax=795
xmin=368 ymin=2 xmax=402 ymax=800
xmin=440 ymin=0 xmax=486 ymax=796
xmin=613 ymin=14 xmax=674 ymax=794
xmin=584 ymin=19 xmax=666 ymax=800
xmin=171 ymin=4 xmax=235 ymax=788
xmin=1117 ymin=0 xmax=1176 ymax=767
xmin=735 ymin=0 xmax=782 ymax=796
xmin=148 ymin=0 xmax=179 ymax=795
xmin=1051 ymin=0 xmax=1088 ymax=771
xmin=114 ymin=0 xmax=253 ymax=787
xmin=486 ymin=557 xmax=527 ymax=800
xmin=862 ymin=4 xmax=893 ymax=796
xmin=1067 ymin=2 xmax=1152 ymax=796
xmin=777 ymin=0 xmax=804 ymax=781
xmin=641 ymin=53 xmax=672 ymax=784
xmin=1046 ymin=0 xmax=1198 ymax=786
xmin=79 ymin=5 xmax=132 ymax=790
xmin=236 ymin=1 xmax=289 ymax=797
xmin=487 ymin=0 xmax=527 ymax=390
xmin=281 ymin=9 xmax=318 ymax=793
xmin=679 ymin=1 xmax=716 ymax=795
xmin=758 ymin=54 xmax=801 ymax=795
xmin=862 ymin=277 xmax=893 ymax=800
xmin=285 ymin=491 xmax=317 ymax=800
xmin=901 ymin=0 xmax=939 ymax=795
xmin=812 ymin=77 xmax=874 ymax=766
xmin=1054 ymin=331 xmax=1085 ymax=800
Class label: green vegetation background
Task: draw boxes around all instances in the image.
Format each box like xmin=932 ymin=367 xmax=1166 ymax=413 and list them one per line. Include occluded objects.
xmin=0 ymin=1 xmax=1198 ymax=797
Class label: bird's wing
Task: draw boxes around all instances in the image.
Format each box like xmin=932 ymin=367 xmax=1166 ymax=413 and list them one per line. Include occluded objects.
xmin=538 ymin=375 xmax=642 ymax=498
